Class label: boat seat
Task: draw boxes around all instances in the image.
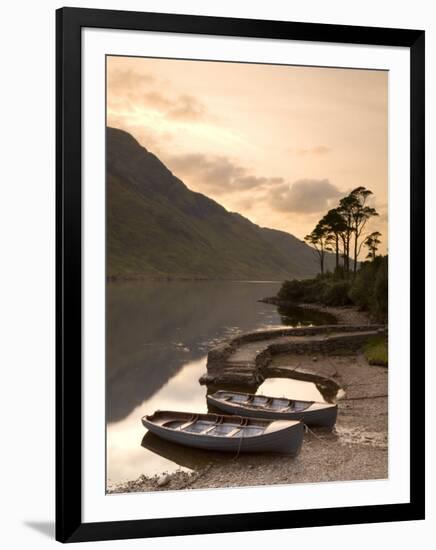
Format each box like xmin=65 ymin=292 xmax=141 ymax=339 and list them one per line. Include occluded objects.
xmin=226 ymin=418 xmax=249 ymax=437
xmin=226 ymin=427 xmax=242 ymax=437
xmin=202 ymin=425 xmax=219 ymax=435
xmin=251 ymin=397 xmax=272 ymax=409
xmin=275 ymin=400 xmax=292 ymax=412
xmin=177 ymin=415 xmax=199 ymax=431
xmin=201 ymin=416 xmax=224 ymax=435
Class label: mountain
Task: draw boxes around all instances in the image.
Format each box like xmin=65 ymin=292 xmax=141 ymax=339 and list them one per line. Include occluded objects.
xmin=107 ymin=127 xmax=333 ymax=280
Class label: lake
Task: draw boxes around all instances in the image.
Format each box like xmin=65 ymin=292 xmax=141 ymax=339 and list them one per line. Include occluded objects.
xmin=107 ymin=281 xmax=335 ymax=485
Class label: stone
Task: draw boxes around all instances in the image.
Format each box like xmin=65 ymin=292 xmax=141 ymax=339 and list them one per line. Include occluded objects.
xmin=157 ymin=474 xmax=170 ymax=487
xmin=201 ymin=323 xmax=385 ymax=387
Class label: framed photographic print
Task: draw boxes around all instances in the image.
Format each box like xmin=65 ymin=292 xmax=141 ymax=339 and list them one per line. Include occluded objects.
xmin=56 ymin=7 xmax=425 ymax=543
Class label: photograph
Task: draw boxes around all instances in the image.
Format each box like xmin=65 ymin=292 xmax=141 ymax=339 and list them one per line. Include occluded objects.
xmin=0 ymin=1 xmax=429 ymax=547
xmin=105 ymin=55 xmax=389 ymax=494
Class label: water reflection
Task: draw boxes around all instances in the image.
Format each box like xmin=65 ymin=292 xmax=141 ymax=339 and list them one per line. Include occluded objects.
xmin=107 ymin=356 xmax=208 ymax=482
xmin=258 ymin=377 xmax=326 ymax=402
xmin=141 ymin=432 xmax=226 ymax=471
xmin=278 ymin=303 xmax=337 ymax=326
xmin=107 ymin=281 xmax=282 ymax=423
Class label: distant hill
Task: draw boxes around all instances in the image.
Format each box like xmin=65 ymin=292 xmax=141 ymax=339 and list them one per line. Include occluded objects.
xmin=107 ymin=127 xmax=333 ymax=280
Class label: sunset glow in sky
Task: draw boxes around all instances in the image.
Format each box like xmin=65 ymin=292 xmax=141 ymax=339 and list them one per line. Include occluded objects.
xmin=107 ymin=56 xmax=388 ymax=253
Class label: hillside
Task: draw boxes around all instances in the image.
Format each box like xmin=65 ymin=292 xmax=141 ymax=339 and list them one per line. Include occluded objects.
xmin=107 ymin=127 xmax=332 ymax=280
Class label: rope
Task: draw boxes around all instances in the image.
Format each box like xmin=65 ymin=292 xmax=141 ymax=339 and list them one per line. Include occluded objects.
xmin=304 ymin=423 xmax=334 ymax=443
xmin=232 ymin=418 xmax=248 ymax=460
xmin=233 ymin=430 xmax=244 ymax=460
xmin=341 ymin=394 xmax=387 ymax=401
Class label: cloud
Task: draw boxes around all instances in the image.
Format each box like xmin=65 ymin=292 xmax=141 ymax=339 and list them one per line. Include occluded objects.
xmin=108 ymin=69 xmax=155 ymax=92
xmin=142 ymin=92 xmax=206 ymax=121
xmin=290 ymin=145 xmax=332 ymax=156
xmin=164 ymin=153 xmax=284 ymax=195
xmin=168 ymin=94 xmax=206 ymax=121
xmin=269 ymin=179 xmax=343 ymax=214
xmin=108 ymin=69 xmax=208 ymax=122
xmin=142 ymin=91 xmax=172 ymax=110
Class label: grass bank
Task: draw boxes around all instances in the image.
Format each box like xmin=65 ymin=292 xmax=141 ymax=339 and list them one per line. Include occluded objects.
xmin=364 ymin=335 xmax=388 ymax=366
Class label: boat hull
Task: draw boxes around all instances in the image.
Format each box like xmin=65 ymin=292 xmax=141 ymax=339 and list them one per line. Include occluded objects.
xmin=142 ymin=413 xmax=304 ymax=455
xmin=207 ymin=392 xmax=338 ymax=428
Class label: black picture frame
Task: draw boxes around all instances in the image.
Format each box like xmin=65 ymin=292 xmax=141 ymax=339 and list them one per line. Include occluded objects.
xmin=56 ymin=7 xmax=425 ymax=543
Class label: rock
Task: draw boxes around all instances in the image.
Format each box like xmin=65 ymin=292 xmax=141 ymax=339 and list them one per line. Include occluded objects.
xmin=157 ymin=474 xmax=170 ymax=487
xmin=312 ymin=356 xmax=318 ymax=362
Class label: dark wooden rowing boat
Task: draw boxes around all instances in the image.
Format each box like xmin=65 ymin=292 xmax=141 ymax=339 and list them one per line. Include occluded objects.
xmin=207 ymin=390 xmax=338 ymax=428
xmin=142 ymin=410 xmax=304 ymax=455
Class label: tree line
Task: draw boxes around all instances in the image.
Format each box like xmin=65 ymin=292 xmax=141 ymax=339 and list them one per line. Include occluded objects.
xmin=304 ymin=186 xmax=382 ymax=276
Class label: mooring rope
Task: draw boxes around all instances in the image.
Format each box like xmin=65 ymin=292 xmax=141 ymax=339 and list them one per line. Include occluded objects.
xmin=232 ymin=417 xmax=248 ymax=460
xmin=304 ymin=423 xmax=334 ymax=443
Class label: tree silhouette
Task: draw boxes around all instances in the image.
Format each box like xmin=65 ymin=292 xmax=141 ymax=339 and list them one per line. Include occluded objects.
xmin=304 ymin=186 xmax=382 ymax=278
xmin=321 ymin=208 xmax=348 ymax=272
xmin=304 ymin=221 xmax=333 ymax=275
xmin=337 ymin=195 xmax=356 ymax=275
xmin=348 ymin=187 xmax=379 ymax=274
xmin=364 ymin=231 xmax=382 ymax=260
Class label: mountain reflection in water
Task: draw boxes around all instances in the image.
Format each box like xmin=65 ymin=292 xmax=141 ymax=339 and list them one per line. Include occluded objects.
xmin=106 ymin=281 xmax=337 ymax=484
xmin=107 ymin=281 xmax=283 ymax=423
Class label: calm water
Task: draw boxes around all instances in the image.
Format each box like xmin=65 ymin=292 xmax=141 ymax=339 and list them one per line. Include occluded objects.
xmin=107 ymin=281 xmax=335 ymax=484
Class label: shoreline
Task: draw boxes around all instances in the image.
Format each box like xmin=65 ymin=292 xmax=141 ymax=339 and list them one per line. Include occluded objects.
xmin=108 ymin=302 xmax=387 ymax=494
xmin=260 ymin=296 xmax=372 ymax=326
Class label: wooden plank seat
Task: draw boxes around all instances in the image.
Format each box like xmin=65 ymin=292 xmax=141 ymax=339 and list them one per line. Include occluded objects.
xmin=201 ymin=416 xmax=225 ymax=435
xmin=177 ymin=414 xmax=199 ymax=431
xmin=226 ymin=417 xmax=249 ymax=437
xmin=250 ymin=396 xmax=272 ymax=409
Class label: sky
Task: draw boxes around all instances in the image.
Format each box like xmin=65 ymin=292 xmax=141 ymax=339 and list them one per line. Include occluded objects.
xmin=107 ymin=55 xmax=388 ymax=254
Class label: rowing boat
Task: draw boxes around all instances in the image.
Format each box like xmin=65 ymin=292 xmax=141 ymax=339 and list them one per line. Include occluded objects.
xmin=142 ymin=410 xmax=304 ymax=455
xmin=207 ymin=390 xmax=337 ymax=428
